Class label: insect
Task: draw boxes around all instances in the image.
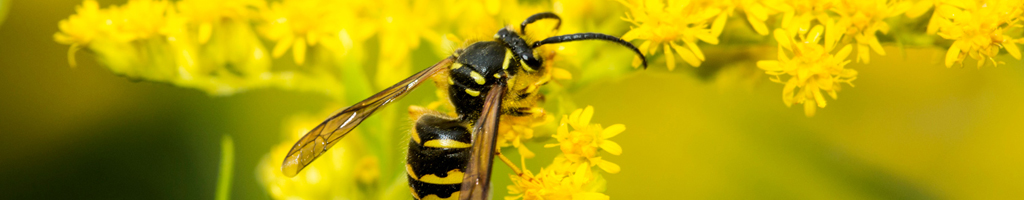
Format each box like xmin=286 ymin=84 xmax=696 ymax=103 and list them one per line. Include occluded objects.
xmin=281 ymin=12 xmax=647 ymax=200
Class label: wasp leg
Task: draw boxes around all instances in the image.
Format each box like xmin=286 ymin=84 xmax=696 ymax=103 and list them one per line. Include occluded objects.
xmin=406 ymin=112 xmax=473 ymax=200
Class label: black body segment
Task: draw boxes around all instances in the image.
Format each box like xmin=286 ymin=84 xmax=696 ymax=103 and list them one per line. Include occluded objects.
xmin=407 ymin=114 xmax=472 ymax=200
xmin=449 ymin=41 xmax=508 ymax=122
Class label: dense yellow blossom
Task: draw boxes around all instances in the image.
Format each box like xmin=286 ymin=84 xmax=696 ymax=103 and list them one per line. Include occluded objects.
xmin=830 ymin=0 xmax=911 ymax=63
xmin=506 ymin=160 xmax=609 ymax=200
xmin=546 ymin=106 xmax=624 ymax=174
xmin=259 ymin=0 xmax=371 ymax=65
xmin=758 ymin=25 xmax=857 ymax=117
xmin=618 ymin=0 xmax=729 ymax=70
xmin=508 ymin=105 xmax=623 ymax=200
xmin=915 ymin=0 xmax=1024 ymax=68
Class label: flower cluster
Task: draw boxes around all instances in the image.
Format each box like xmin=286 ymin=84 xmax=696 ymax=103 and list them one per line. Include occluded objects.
xmin=505 ymin=106 xmax=625 ymax=200
xmin=908 ymin=0 xmax=1024 ymax=68
xmin=758 ymin=26 xmax=857 ymax=117
xmin=618 ymin=0 xmax=729 ymax=70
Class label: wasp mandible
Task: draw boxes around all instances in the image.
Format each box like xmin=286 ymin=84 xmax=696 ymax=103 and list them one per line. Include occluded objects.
xmin=282 ymin=12 xmax=647 ymax=200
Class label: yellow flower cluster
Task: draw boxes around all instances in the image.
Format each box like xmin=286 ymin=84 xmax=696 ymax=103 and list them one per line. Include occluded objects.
xmin=618 ymin=0 xmax=729 ymax=70
xmin=506 ymin=106 xmax=625 ymax=200
xmin=909 ymin=0 xmax=1024 ymax=68
xmin=758 ymin=26 xmax=857 ymax=117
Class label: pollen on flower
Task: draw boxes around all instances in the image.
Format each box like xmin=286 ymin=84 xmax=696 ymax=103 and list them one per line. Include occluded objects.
xmin=757 ymin=26 xmax=857 ymax=117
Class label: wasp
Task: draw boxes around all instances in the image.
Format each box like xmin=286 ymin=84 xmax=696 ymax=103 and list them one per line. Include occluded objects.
xmin=281 ymin=12 xmax=647 ymax=200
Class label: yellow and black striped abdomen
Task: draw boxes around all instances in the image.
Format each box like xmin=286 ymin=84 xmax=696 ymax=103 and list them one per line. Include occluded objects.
xmin=406 ymin=114 xmax=473 ymax=200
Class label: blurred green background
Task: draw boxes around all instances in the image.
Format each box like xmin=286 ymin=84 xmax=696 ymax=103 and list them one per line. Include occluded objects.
xmin=3 ymin=0 xmax=1024 ymax=199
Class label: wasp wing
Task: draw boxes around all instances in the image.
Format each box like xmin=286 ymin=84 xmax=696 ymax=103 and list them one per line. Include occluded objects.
xmin=281 ymin=56 xmax=455 ymax=177
xmin=459 ymin=83 xmax=506 ymax=200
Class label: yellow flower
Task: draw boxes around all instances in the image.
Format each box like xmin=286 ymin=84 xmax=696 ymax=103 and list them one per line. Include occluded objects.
xmin=546 ymin=106 xmax=624 ymax=174
xmin=928 ymin=0 xmax=1024 ymax=68
xmin=757 ymin=25 xmax=857 ymax=117
xmin=109 ymin=0 xmax=173 ymax=42
xmin=497 ymin=108 xmax=553 ymax=159
xmin=373 ymin=0 xmax=443 ymax=87
xmin=176 ymin=0 xmax=265 ymax=44
xmin=506 ymin=158 xmax=609 ymax=200
xmin=54 ymin=0 xmax=111 ymax=67
xmin=618 ymin=0 xmax=729 ymax=70
xmin=830 ymin=0 xmax=911 ymax=63
xmin=731 ymin=0 xmax=788 ymax=36
xmin=259 ymin=0 xmax=369 ymax=65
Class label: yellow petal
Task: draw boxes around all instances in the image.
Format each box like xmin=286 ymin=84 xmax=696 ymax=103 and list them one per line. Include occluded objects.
xmin=569 ymin=109 xmax=582 ymax=130
xmin=711 ymin=13 xmax=728 ymax=38
xmin=813 ymin=88 xmax=826 ymax=108
xmin=807 ymin=25 xmax=824 ymax=44
xmin=836 ymin=44 xmax=853 ymax=61
xmin=293 ymin=37 xmax=307 ymax=65
xmin=579 ymin=106 xmax=594 ymax=128
xmin=597 ymin=159 xmax=621 ymax=174
xmin=1005 ymin=42 xmax=1021 ymax=60
xmin=518 ymin=146 xmax=535 ymax=159
xmin=271 ymin=35 xmax=293 ymax=58
xmin=804 ymin=100 xmax=816 ymax=117
xmin=198 ymin=22 xmax=212 ymax=44
xmin=670 ymin=42 xmax=701 ymax=67
xmin=552 ymin=67 xmax=572 ymax=80
xmin=774 ymin=29 xmax=792 ymax=50
xmin=602 ymin=124 xmax=625 ymax=139
xmin=783 ymin=78 xmax=797 ymax=107
xmin=600 ymin=140 xmax=622 ymax=155
xmin=757 ymin=60 xmax=781 ymax=71
xmin=906 ymin=0 xmax=933 ymax=18
xmin=868 ymin=36 xmax=886 ymax=56
xmin=747 ymin=14 xmax=770 ymax=36
xmin=664 ymin=44 xmax=676 ymax=71
xmin=945 ymin=41 xmax=962 ymax=68
xmin=685 ymin=40 xmax=705 ymax=61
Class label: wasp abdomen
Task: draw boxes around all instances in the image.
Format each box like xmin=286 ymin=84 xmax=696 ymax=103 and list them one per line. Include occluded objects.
xmin=406 ymin=114 xmax=472 ymax=200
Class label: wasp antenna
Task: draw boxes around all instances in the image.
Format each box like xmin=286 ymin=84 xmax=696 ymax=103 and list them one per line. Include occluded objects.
xmin=532 ymin=33 xmax=648 ymax=69
xmin=520 ymin=12 xmax=562 ymax=34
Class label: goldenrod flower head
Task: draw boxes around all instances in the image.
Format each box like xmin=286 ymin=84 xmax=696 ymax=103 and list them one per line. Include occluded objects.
xmin=109 ymin=0 xmax=173 ymax=42
xmin=176 ymin=0 xmax=265 ymax=44
xmin=54 ymin=0 xmax=108 ymax=46
xmin=547 ymin=106 xmax=624 ymax=174
xmin=830 ymin=0 xmax=911 ymax=63
xmin=928 ymin=0 xmax=1024 ymax=68
xmin=260 ymin=0 xmax=367 ymax=65
xmin=506 ymin=159 xmax=609 ymax=200
xmin=54 ymin=0 xmax=112 ymax=67
xmin=729 ymin=0 xmax=788 ymax=36
xmin=619 ymin=0 xmax=729 ymax=70
xmin=757 ymin=25 xmax=857 ymax=117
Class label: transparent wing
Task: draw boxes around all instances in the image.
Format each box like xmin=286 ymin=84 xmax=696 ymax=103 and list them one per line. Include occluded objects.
xmin=281 ymin=56 xmax=455 ymax=177
xmin=459 ymin=83 xmax=506 ymax=200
